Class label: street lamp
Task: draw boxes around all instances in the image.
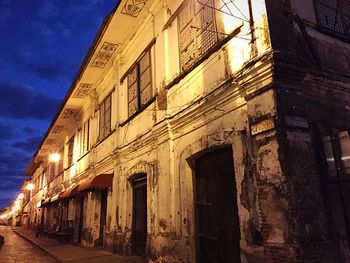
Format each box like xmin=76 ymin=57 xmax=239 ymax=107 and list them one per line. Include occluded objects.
xmin=49 ymin=153 xmax=60 ymax=162
xmin=18 ymin=193 xmax=24 ymax=200
xmin=26 ymin=183 xmax=34 ymax=191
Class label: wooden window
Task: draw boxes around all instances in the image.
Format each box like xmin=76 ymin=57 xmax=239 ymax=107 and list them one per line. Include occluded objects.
xmin=48 ymin=161 xmax=55 ymax=182
xmin=178 ymin=0 xmax=217 ymax=72
xmin=67 ymin=136 xmax=74 ymax=167
xmin=58 ymin=147 xmax=64 ymax=174
xmin=127 ymin=49 xmax=153 ymax=117
xmin=99 ymin=95 xmax=111 ymax=141
xmin=315 ymin=0 xmax=350 ymax=38
xmin=80 ymin=120 xmax=90 ymax=155
xmin=323 ymin=130 xmax=350 ymax=177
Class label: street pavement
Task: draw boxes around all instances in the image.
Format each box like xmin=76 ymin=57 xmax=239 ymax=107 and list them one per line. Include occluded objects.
xmin=0 ymin=225 xmax=58 ymax=263
xmin=12 ymin=227 xmax=145 ymax=263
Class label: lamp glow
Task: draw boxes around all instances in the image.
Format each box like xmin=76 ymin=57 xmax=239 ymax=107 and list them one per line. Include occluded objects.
xmin=49 ymin=153 xmax=60 ymax=162
xmin=18 ymin=193 xmax=24 ymax=199
xmin=26 ymin=183 xmax=34 ymax=191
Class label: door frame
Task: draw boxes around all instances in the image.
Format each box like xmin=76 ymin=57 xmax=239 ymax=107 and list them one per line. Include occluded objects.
xmin=129 ymin=173 xmax=147 ymax=256
xmin=191 ymin=145 xmax=241 ymax=263
xmin=99 ymin=189 xmax=108 ymax=246
xmin=313 ymin=123 xmax=350 ymax=255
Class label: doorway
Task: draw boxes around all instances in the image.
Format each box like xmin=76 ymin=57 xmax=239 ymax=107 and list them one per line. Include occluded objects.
xmin=76 ymin=195 xmax=85 ymax=243
xmin=317 ymin=127 xmax=350 ymax=261
xmin=194 ymin=147 xmax=241 ymax=263
xmin=99 ymin=190 xmax=108 ymax=246
xmin=131 ymin=174 xmax=147 ymax=256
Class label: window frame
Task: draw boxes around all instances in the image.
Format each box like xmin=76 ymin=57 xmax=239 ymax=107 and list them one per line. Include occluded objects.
xmin=320 ymin=128 xmax=350 ymax=181
xmin=80 ymin=119 xmax=90 ymax=156
xmin=127 ymin=47 xmax=153 ymax=117
xmin=67 ymin=135 xmax=74 ymax=168
xmin=177 ymin=0 xmax=218 ymax=73
xmin=98 ymin=94 xmax=112 ymax=141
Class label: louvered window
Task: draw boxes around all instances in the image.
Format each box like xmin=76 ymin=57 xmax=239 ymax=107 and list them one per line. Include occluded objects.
xmin=80 ymin=120 xmax=90 ymax=155
xmin=67 ymin=136 xmax=74 ymax=167
xmin=128 ymin=49 xmax=152 ymax=117
xmin=315 ymin=0 xmax=350 ymax=38
xmin=178 ymin=0 xmax=217 ymax=72
xmin=99 ymin=95 xmax=111 ymax=141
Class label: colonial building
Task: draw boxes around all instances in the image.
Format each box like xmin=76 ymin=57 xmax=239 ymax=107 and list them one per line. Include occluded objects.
xmin=22 ymin=0 xmax=350 ymax=262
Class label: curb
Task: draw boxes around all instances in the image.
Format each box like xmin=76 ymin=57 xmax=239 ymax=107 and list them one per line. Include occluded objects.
xmin=12 ymin=229 xmax=64 ymax=263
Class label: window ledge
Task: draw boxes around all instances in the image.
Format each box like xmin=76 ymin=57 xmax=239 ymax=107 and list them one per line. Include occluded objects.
xmin=119 ymin=96 xmax=156 ymax=127
xmin=76 ymin=151 xmax=90 ymax=163
xmin=316 ymin=26 xmax=350 ymax=44
xmin=93 ymin=128 xmax=116 ymax=149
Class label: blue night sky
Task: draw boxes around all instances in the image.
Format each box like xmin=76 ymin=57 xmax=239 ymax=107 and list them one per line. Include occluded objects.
xmin=0 ymin=0 xmax=117 ymax=209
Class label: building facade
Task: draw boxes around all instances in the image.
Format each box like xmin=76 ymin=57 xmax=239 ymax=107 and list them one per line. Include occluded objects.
xmin=20 ymin=0 xmax=350 ymax=262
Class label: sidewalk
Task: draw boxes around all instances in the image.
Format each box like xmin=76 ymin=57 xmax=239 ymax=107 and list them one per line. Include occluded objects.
xmin=13 ymin=228 xmax=145 ymax=263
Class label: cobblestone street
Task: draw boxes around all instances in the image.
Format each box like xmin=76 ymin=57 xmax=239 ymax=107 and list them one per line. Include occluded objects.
xmin=0 ymin=226 xmax=57 ymax=263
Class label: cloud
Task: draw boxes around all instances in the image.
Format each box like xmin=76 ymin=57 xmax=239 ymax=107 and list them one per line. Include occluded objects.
xmin=0 ymin=186 xmax=24 ymax=209
xmin=27 ymin=59 xmax=76 ymax=80
xmin=0 ymin=153 xmax=28 ymax=210
xmin=0 ymin=152 xmax=30 ymax=171
xmin=0 ymin=152 xmax=30 ymax=209
xmin=0 ymin=0 xmax=11 ymax=6
xmin=23 ymin=126 xmax=40 ymax=136
xmin=38 ymin=1 xmax=58 ymax=19
xmin=0 ymin=8 xmax=11 ymax=22
xmin=12 ymin=136 xmax=41 ymax=152
xmin=0 ymin=82 xmax=61 ymax=120
xmin=0 ymin=122 xmax=17 ymax=140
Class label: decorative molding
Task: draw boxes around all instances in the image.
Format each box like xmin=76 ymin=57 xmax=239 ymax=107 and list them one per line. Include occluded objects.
xmin=73 ymin=83 xmax=92 ymax=99
xmin=121 ymin=0 xmax=148 ymax=17
xmin=91 ymin=42 xmax=119 ymax=68
xmin=45 ymin=139 xmax=55 ymax=145
xmin=52 ymin=125 xmax=64 ymax=134
xmin=61 ymin=108 xmax=77 ymax=119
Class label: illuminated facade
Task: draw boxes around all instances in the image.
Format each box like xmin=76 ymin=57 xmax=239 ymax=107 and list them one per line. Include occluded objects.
xmin=14 ymin=0 xmax=350 ymax=262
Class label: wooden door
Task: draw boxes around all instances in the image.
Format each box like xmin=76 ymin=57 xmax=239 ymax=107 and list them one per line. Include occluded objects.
xmin=194 ymin=147 xmax=241 ymax=263
xmin=99 ymin=190 xmax=108 ymax=246
xmin=132 ymin=175 xmax=147 ymax=256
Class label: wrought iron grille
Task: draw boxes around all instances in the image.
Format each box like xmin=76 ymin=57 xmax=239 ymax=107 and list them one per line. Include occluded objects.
xmin=315 ymin=0 xmax=350 ymax=38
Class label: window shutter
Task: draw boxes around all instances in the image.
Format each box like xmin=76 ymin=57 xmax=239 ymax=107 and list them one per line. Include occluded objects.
xmin=179 ymin=0 xmax=195 ymax=71
xmin=99 ymin=104 xmax=105 ymax=141
xmin=140 ymin=50 xmax=152 ymax=105
xmin=85 ymin=120 xmax=90 ymax=152
xmin=128 ymin=67 xmax=139 ymax=116
xmin=195 ymin=4 xmax=217 ymax=57
xmin=105 ymin=95 xmax=111 ymax=136
xmin=178 ymin=0 xmax=217 ymax=72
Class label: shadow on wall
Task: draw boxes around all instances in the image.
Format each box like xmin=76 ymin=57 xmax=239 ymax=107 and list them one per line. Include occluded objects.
xmin=0 ymin=234 xmax=4 ymax=248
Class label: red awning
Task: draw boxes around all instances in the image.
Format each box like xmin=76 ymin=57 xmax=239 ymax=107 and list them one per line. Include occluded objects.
xmin=77 ymin=173 xmax=113 ymax=192
xmin=59 ymin=185 xmax=79 ymax=200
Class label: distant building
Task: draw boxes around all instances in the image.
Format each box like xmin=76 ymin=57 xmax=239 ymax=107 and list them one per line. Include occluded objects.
xmin=22 ymin=0 xmax=350 ymax=262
